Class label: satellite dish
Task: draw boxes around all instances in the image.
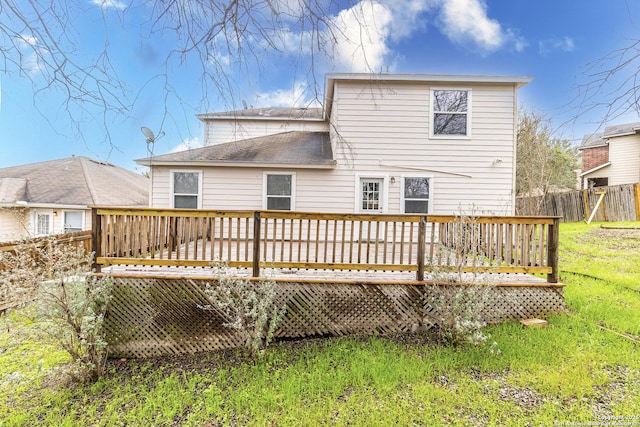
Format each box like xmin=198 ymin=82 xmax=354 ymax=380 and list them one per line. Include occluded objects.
xmin=141 ymin=126 xmax=155 ymax=143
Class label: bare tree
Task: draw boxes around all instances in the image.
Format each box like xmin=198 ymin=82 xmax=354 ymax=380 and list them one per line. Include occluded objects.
xmin=0 ymin=0 xmax=376 ymax=148
xmin=569 ymin=38 xmax=640 ymax=128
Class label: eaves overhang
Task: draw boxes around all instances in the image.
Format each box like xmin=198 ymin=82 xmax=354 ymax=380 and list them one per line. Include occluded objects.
xmin=579 ymin=162 xmax=611 ymax=177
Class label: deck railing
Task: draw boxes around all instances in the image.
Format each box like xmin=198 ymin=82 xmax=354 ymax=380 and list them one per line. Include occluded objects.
xmin=92 ymin=208 xmax=560 ymax=282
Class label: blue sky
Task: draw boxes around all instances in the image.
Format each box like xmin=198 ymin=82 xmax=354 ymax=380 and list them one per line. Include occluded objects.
xmin=1 ymin=0 xmax=639 ymax=172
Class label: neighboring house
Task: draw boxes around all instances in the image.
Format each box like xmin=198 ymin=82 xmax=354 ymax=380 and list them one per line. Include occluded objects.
xmin=579 ymin=122 xmax=640 ymax=189
xmin=136 ymin=73 xmax=531 ymax=215
xmin=0 ymin=156 xmax=149 ymax=241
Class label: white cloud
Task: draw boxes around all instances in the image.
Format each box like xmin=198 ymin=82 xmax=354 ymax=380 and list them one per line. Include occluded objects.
xmin=170 ymin=137 xmax=204 ymax=153
xmin=253 ymin=81 xmax=315 ymax=107
xmin=91 ymin=0 xmax=126 ymax=10
xmin=330 ymin=1 xmax=393 ymax=72
xmin=382 ymin=0 xmax=437 ymax=41
xmin=15 ymin=34 xmax=44 ymax=75
xmin=539 ymin=36 xmax=575 ymax=56
xmin=437 ymin=0 xmax=505 ymax=53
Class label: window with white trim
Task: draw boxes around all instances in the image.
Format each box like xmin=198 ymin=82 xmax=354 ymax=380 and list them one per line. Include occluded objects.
xmin=264 ymin=173 xmax=294 ymax=210
xmin=34 ymin=211 xmax=52 ymax=236
xmin=63 ymin=210 xmax=84 ymax=233
xmin=171 ymin=171 xmax=201 ymax=209
xmin=431 ymin=89 xmax=470 ymax=136
xmin=359 ymin=178 xmax=384 ymax=212
xmin=402 ymin=177 xmax=430 ymax=213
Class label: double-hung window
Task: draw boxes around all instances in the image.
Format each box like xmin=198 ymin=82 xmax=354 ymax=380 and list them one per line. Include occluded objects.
xmin=431 ymin=89 xmax=470 ymax=136
xmin=264 ymin=173 xmax=294 ymax=210
xmin=402 ymin=177 xmax=431 ymax=213
xmin=171 ymin=171 xmax=202 ymax=209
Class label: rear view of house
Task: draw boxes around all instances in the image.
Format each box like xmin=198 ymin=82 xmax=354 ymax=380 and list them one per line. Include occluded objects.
xmin=0 ymin=156 xmax=148 ymax=241
xmin=579 ymin=122 xmax=640 ymax=188
xmin=137 ymin=73 xmax=531 ymax=215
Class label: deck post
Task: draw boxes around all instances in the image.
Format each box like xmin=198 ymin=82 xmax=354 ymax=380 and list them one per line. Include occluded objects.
xmin=416 ymin=217 xmax=426 ymax=281
xmin=546 ymin=217 xmax=560 ymax=283
xmin=252 ymin=211 xmax=261 ymax=278
xmin=91 ymin=207 xmax=101 ymax=273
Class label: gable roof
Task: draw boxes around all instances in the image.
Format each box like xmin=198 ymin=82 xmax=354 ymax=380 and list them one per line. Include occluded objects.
xmin=136 ymin=131 xmax=335 ymax=168
xmin=579 ymin=133 xmax=607 ymax=149
xmin=602 ymin=122 xmax=640 ymax=138
xmin=0 ymin=156 xmax=149 ymax=207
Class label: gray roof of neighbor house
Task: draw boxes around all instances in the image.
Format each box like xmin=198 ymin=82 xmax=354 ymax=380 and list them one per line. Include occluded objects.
xmin=580 ymin=122 xmax=640 ymax=149
xmin=602 ymin=122 xmax=640 ymax=138
xmin=0 ymin=156 xmax=149 ymax=207
xmin=197 ymin=107 xmax=324 ymax=121
xmin=579 ymin=133 xmax=607 ymax=149
xmin=137 ymin=131 xmax=335 ymax=168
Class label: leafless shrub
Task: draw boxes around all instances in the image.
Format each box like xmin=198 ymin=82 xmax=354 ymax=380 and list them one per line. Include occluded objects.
xmin=2 ymin=237 xmax=113 ymax=381
xmin=424 ymin=210 xmax=499 ymax=347
xmin=199 ymin=261 xmax=286 ymax=359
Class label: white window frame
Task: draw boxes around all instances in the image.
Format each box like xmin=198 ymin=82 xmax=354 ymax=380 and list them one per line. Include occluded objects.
xmin=170 ymin=170 xmax=203 ymax=209
xmin=401 ymin=175 xmax=433 ymax=214
xmin=62 ymin=210 xmax=85 ymax=233
xmin=263 ymin=172 xmax=296 ymax=211
xmin=33 ymin=210 xmax=53 ymax=236
xmin=430 ymin=87 xmax=472 ymax=138
xmin=355 ymin=175 xmax=389 ymax=213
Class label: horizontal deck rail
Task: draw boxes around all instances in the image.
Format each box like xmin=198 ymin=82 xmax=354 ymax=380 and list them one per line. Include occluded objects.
xmin=92 ymin=208 xmax=560 ymax=283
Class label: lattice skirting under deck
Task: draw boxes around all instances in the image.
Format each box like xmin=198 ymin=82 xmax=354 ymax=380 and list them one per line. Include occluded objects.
xmin=105 ymin=277 xmax=566 ymax=358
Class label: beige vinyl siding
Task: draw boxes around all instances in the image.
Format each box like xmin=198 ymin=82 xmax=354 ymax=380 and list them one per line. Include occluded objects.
xmin=205 ymin=119 xmax=327 ymax=145
xmin=608 ymin=135 xmax=640 ymax=185
xmin=0 ymin=209 xmax=25 ymax=241
xmin=331 ymin=80 xmax=517 ymax=215
xmin=150 ymin=78 xmax=520 ymax=216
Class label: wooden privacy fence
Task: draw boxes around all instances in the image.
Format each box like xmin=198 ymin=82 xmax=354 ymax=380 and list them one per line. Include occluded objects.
xmin=516 ymin=183 xmax=640 ymax=222
xmin=0 ymin=230 xmax=93 ymax=311
xmin=92 ymin=208 xmax=560 ymax=283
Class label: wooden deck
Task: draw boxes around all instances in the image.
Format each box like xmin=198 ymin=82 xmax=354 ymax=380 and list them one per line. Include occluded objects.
xmin=92 ymin=208 xmax=565 ymax=358
xmin=92 ymin=208 xmax=561 ymax=283
xmin=104 ymin=264 xmax=558 ymax=287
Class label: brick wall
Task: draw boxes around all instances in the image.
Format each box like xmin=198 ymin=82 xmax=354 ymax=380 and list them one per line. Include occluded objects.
xmin=581 ymin=145 xmax=609 ymax=172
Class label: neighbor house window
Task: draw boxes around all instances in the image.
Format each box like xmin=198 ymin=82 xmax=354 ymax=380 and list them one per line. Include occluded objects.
xmin=403 ymin=177 xmax=430 ymax=213
xmin=34 ymin=211 xmax=52 ymax=236
xmin=264 ymin=173 xmax=294 ymax=210
xmin=172 ymin=171 xmax=201 ymax=209
xmin=431 ymin=89 xmax=470 ymax=136
xmin=63 ymin=211 xmax=84 ymax=233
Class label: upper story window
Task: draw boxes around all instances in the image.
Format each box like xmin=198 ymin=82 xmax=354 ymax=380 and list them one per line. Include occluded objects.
xmin=431 ymin=89 xmax=470 ymax=137
xmin=402 ymin=177 xmax=430 ymax=213
xmin=264 ymin=173 xmax=295 ymax=210
xmin=171 ymin=171 xmax=202 ymax=209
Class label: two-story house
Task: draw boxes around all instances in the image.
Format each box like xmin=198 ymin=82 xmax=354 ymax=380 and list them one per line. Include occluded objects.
xmin=579 ymin=122 xmax=640 ymax=189
xmin=136 ymin=73 xmax=531 ymax=215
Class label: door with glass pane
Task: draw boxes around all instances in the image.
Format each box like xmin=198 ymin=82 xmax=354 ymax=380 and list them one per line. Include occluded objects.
xmin=359 ymin=178 xmax=383 ymax=213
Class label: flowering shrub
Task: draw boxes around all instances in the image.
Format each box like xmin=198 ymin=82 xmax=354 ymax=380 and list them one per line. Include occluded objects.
xmin=199 ymin=262 xmax=286 ymax=359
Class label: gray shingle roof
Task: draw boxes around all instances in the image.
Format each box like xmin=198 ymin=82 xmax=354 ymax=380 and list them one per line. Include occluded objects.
xmin=138 ymin=131 xmax=335 ymax=166
xmin=579 ymin=133 xmax=606 ymax=149
xmin=0 ymin=156 xmax=149 ymax=206
xmin=197 ymin=107 xmax=324 ymax=121
xmin=602 ymin=122 xmax=640 ymax=138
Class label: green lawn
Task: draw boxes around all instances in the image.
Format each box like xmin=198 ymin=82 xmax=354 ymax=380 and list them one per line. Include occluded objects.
xmin=1 ymin=222 xmax=639 ymax=426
